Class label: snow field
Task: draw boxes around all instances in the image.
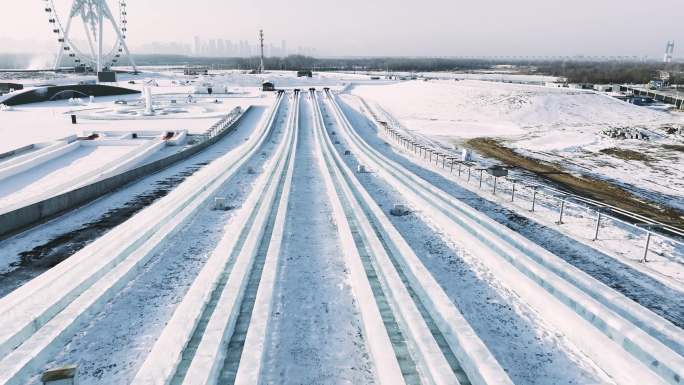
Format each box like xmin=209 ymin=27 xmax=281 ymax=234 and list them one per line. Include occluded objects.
xmin=131 ymin=91 xmax=289 ymax=385
xmin=368 ymin=93 xmax=684 ymax=286
xmin=328 ymin=91 xmax=684 ymax=384
xmin=0 ymin=105 xmax=263 ymax=384
xmin=352 ymin=80 xmax=684 ymax=215
xmin=368 ymin=102 xmax=684 ymax=358
xmin=359 ymin=95 xmax=684 ymax=323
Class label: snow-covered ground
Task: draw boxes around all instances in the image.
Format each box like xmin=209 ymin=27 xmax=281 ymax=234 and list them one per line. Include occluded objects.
xmin=0 ymin=69 xmax=375 ymax=154
xmin=0 ymin=93 xmax=263 ymax=153
xmin=2 ymin=69 xmax=684 ymax=385
xmin=352 ymin=80 xmax=684 ymax=213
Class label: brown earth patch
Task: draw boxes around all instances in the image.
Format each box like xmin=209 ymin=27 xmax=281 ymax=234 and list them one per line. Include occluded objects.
xmin=663 ymin=144 xmax=684 ymax=153
xmin=599 ymin=148 xmax=652 ymax=162
xmin=465 ymin=137 xmax=683 ymax=226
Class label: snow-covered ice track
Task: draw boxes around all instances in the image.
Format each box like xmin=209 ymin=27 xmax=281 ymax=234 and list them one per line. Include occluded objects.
xmin=132 ymin=90 xmax=299 ymax=385
xmin=0 ymin=140 xmax=79 ymax=182
xmin=325 ymin=90 xmax=684 ymax=385
xmin=0 ymin=95 xmax=284 ymax=385
xmin=312 ymin=90 xmax=513 ymax=385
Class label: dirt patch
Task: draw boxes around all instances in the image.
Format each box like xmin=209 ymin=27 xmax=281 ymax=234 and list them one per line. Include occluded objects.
xmin=17 ymin=162 xmax=208 ymax=268
xmin=0 ymin=162 xmax=208 ymax=298
xmin=465 ymin=137 xmax=684 ymax=226
xmin=599 ymin=148 xmax=652 ymax=162
xmin=663 ymin=144 xmax=684 ymax=153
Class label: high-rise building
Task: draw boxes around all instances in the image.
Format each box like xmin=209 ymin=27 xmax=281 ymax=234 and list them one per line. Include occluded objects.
xmin=227 ymin=40 xmax=234 ymax=56
xmin=281 ymin=40 xmax=287 ymax=57
xmin=194 ymin=36 xmax=201 ymax=56
xmin=208 ymin=39 xmax=217 ymax=56
xmin=217 ymin=39 xmax=225 ymax=56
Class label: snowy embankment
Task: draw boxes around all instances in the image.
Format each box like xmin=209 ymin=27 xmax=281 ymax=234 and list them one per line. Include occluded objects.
xmin=0 ymin=138 xmax=78 ymax=181
xmin=352 ymin=80 xmax=684 ymax=213
xmin=329 ymin=90 xmax=684 ymax=385
xmin=0 ymin=138 xmax=165 ymax=214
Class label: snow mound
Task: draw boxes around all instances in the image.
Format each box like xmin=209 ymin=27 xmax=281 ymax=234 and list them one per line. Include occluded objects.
xmin=352 ymin=80 xmax=682 ymax=148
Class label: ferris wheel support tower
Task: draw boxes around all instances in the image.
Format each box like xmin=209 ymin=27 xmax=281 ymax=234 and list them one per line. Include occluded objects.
xmin=48 ymin=0 xmax=137 ymax=73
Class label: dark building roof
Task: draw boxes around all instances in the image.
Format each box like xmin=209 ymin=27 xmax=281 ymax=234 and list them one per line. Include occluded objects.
xmin=1 ymin=84 xmax=140 ymax=106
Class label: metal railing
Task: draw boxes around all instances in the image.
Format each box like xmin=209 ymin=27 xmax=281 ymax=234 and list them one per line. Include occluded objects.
xmin=360 ymin=97 xmax=684 ymax=266
xmin=201 ymin=106 xmax=243 ymax=141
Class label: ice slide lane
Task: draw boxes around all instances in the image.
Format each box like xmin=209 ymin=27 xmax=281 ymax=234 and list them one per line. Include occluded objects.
xmin=237 ymin=93 xmax=374 ymax=385
xmin=0 ymin=140 xmax=79 ymax=182
xmin=311 ymin=90 xmax=410 ymax=385
xmin=0 ymin=138 xmax=166 ymax=215
xmin=312 ymin=90 xmax=514 ymax=385
xmin=0 ymin=93 xmax=284 ymax=385
xmin=326 ymin=90 xmax=684 ymax=385
xmin=132 ymin=90 xmax=298 ymax=385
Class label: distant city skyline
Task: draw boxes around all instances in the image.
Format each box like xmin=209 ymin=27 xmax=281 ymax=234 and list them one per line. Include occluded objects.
xmin=135 ymin=36 xmax=317 ymax=57
xmin=1 ymin=1 xmax=682 ymax=59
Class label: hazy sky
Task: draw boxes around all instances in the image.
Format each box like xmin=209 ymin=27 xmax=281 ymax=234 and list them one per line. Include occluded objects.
xmin=2 ymin=0 xmax=682 ymax=57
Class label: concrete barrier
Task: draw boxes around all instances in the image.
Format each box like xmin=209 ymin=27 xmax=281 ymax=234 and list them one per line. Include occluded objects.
xmin=0 ymin=144 xmax=34 ymax=161
xmin=0 ymin=106 xmax=252 ymax=240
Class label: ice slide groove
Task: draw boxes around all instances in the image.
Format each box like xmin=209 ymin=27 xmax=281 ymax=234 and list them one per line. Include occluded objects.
xmin=0 ymin=97 xmax=279 ymax=385
xmin=229 ymin=97 xmax=301 ymax=385
xmin=311 ymin=90 xmax=406 ymax=385
xmin=314 ymin=89 xmax=515 ymax=385
xmin=327 ymin=91 xmax=684 ymax=385
xmin=313 ymin=93 xmax=422 ymax=385
xmin=132 ymin=90 xmax=297 ymax=385
xmin=0 ymin=140 xmax=79 ymax=182
xmin=216 ymin=92 xmax=299 ymax=385
xmin=314 ymin=93 xmax=470 ymax=385
xmin=176 ymin=91 xmax=298 ymax=385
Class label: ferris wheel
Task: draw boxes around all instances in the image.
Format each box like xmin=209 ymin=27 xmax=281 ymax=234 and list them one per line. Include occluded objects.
xmin=43 ymin=0 xmax=137 ymax=72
